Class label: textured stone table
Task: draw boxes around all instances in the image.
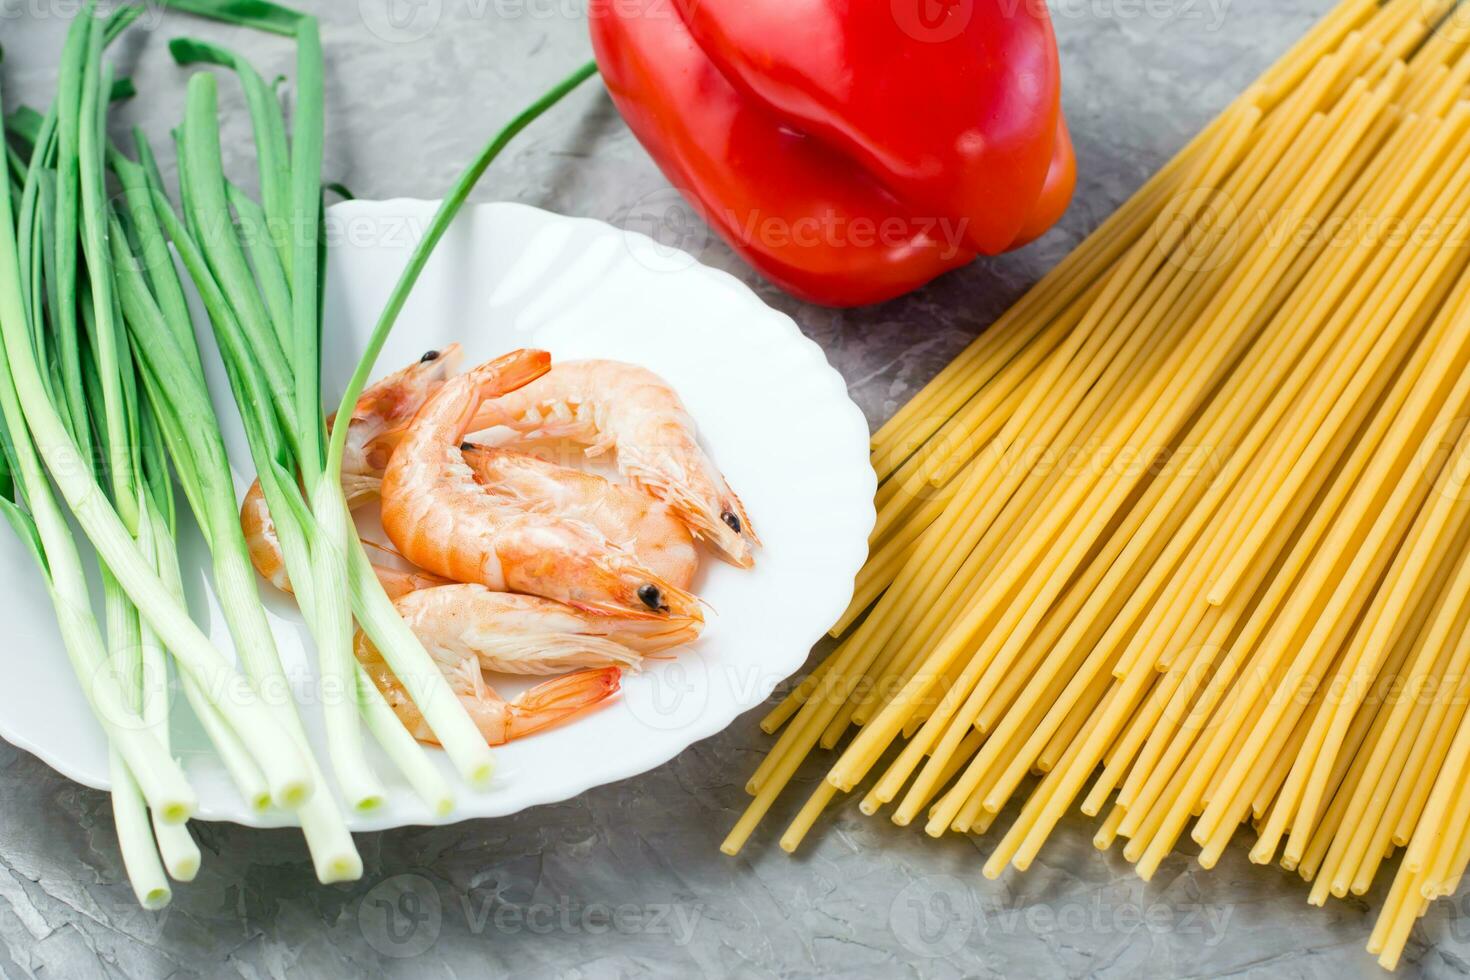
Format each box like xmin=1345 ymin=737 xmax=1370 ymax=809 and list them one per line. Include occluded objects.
xmin=0 ymin=1 xmax=1461 ymax=977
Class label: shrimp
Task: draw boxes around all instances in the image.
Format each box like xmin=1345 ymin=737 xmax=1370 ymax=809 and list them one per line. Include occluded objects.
xmin=358 ymin=583 xmax=695 ymax=677
xmin=356 ymin=627 xmax=621 ymax=746
xmin=471 ymin=359 xmax=759 ymax=568
xmin=242 ymin=345 xmax=463 ymax=594
xmin=459 ymin=443 xmax=699 ymax=590
xmin=380 ymin=350 xmax=706 ymax=626
xmin=242 ymin=486 xmax=452 ymax=597
xmin=353 ymin=585 xmax=673 ymax=744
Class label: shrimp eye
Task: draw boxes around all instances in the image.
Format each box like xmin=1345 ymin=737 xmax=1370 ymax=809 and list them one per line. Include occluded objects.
xmin=460 ymin=442 xmax=475 ymax=453
xmin=637 ymin=584 xmax=663 ymax=610
xmin=421 ymin=349 xmax=440 ymax=362
xmin=721 ymin=510 xmax=742 ymax=534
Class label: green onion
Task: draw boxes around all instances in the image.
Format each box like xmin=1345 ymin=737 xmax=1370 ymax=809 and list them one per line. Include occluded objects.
xmin=136 ymin=490 xmax=202 ymax=883
xmin=109 ymin=170 xmax=362 ymax=881
xmin=159 ymin=60 xmax=381 ymax=813
xmin=0 ymin=119 xmax=195 ymax=849
xmin=0 ymin=0 xmax=607 ymax=904
xmin=226 ymin=183 xmax=292 ymax=344
xmin=0 ymin=64 xmax=316 ymax=817
xmin=107 ymin=744 xmax=172 ymax=909
xmin=9 ymin=10 xmax=191 ymax=904
xmin=152 ymin=0 xmax=302 ymax=36
xmin=7 ymin=7 xmax=598 ymax=894
xmin=178 ymin=75 xmax=297 ymax=452
xmin=0 ymin=205 xmax=184 ymax=913
xmin=148 ymin=0 xmax=571 ymax=799
xmin=50 ymin=8 xmax=90 ymax=489
xmin=286 ymin=18 xmax=385 ymax=813
xmin=168 ymin=38 xmax=293 ymax=281
xmin=77 ymin=28 xmax=137 ymax=530
xmin=153 ymin=2 xmax=433 ymax=808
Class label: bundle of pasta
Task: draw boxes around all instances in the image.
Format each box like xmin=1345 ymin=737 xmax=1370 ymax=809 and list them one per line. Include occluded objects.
xmin=726 ymin=0 xmax=1470 ymax=968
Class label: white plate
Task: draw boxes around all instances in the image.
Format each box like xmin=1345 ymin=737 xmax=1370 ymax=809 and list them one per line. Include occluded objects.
xmin=0 ymin=200 xmax=874 ymax=829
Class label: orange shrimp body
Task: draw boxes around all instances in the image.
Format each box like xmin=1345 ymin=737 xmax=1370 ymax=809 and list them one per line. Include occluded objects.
xmin=369 ymin=583 xmax=695 ymax=676
xmin=241 ymin=485 xmax=294 ymax=594
xmin=380 ymin=351 xmax=705 ymax=626
xmin=460 ymin=443 xmax=699 ymax=591
xmin=473 ymin=359 xmax=759 ymax=567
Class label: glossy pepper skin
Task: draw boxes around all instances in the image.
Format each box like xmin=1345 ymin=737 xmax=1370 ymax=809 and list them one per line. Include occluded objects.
xmin=590 ymin=0 xmax=1075 ymax=307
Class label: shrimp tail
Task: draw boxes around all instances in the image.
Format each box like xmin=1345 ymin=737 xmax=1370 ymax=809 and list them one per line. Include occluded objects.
xmin=503 ymin=667 xmax=622 ymax=742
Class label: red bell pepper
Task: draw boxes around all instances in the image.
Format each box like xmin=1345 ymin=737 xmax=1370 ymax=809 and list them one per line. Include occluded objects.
xmin=589 ymin=0 xmax=1074 ymax=307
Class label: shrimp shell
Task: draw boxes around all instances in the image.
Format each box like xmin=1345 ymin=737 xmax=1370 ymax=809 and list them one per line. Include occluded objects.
xmin=367 ymin=583 xmax=693 ymax=677
xmin=473 ymin=359 xmax=759 ymax=567
xmin=380 ymin=351 xmax=704 ymax=625
xmin=460 ymin=443 xmax=699 ymax=591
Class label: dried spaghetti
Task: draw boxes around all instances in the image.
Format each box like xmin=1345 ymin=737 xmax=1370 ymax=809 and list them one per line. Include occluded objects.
xmin=729 ymin=0 xmax=1470 ymax=969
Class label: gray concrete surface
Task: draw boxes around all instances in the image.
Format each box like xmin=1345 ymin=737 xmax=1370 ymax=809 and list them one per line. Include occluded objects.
xmin=1 ymin=0 xmax=1463 ymax=977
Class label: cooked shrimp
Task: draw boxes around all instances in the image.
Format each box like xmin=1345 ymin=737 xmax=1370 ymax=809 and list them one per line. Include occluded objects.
xmin=240 ymin=484 xmax=297 ymax=595
xmin=460 ymin=443 xmax=699 ymax=590
xmin=380 ymin=351 xmax=705 ymax=626
xmin=358 ymin=584 xmax=694 ymax=680
xmin=356 ymin=628 xmax=621 ymax=746
xmin=242 ymin=345 xmax=463 ymax=594
xmin=471 ymin=359 xmax=759 ymax=567
xmin=338 ymin=343 xmax=468 ymax=501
